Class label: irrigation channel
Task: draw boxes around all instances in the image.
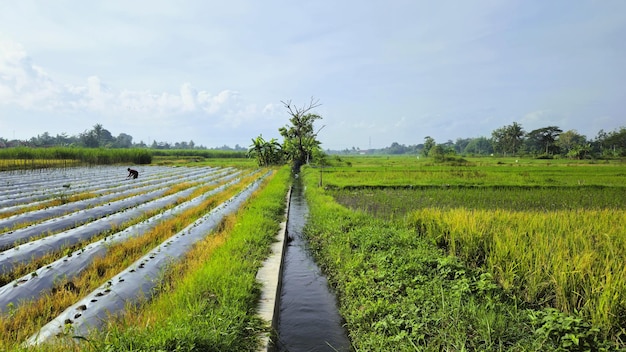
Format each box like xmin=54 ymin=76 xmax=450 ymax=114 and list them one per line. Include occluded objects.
xmin=275 ymin=178 xmax=352 ymax=352
xmin=0 ymin=165 xmax=269 ymax=346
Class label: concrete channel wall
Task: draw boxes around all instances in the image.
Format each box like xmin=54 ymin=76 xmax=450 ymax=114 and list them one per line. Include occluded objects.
xmin=256 ymin=186 xmax=291 ymax=352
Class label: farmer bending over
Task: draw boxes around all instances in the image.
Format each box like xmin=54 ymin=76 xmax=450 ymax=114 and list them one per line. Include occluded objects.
xmin=127 ymin=168 xmax=139 ymax=179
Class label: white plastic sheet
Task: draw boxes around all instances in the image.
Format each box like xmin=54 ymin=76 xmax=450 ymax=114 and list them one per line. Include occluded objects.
xmin=27 ymin=172 xmax=269 ymax=346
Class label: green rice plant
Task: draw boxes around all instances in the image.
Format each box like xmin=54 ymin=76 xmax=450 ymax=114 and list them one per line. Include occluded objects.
xmin=321 ymin=155 xmax=626 ymax=188
xmin=330 ymin=186 xmax=626 ymax=219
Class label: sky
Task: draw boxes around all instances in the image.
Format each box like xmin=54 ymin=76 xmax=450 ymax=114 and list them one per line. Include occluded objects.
xmin=0 ymin=1 xmax=625 ymax=150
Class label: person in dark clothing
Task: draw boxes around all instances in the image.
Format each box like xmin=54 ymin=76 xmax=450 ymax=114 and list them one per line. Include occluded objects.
xmin=127 ymin=168 xmax=139 ymax=179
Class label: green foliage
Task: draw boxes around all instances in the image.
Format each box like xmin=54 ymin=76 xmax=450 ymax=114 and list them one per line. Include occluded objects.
xmin=422 ymin=136 xmax=436 ymax=157
xmin=529 ymin=309 xmax=610 ymax=351
xmin=247 ymin=135 xmax=283 ymax=166
xmin=492 ymin=122 xmax=525 ymax=156
xmin=525 ymin=126 xmax=563 ymax=155
xmin=596 ymin=126 xmax=626 ymax=156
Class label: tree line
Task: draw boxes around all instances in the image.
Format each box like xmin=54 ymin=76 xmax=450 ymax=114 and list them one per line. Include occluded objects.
xmin=3 ymin=115 xmax=625 ymax=165
xmin=0 ymin=124 xmax=248 ymax=151
xmin=338 ymin=123 xmax=626 ymax=160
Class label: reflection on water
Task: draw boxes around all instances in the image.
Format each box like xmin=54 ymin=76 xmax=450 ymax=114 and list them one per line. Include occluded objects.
xmin=276 ymin=178 xmax=352 ymax=352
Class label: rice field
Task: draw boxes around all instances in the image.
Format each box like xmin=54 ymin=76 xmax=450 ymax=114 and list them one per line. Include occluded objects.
xmin=320 ymin=156 xmax=626 ymax=348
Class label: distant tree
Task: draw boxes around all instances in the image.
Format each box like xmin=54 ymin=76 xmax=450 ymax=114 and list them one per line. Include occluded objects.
xmin=55 ymin=133 xmax=73 ymax=146
xmin=30 ymin=132 xmax=55 ymax=147
xmin=596 ymin=127 xmax=626 ymax=157
xmin=387 ymin=142 xmax=408 ymax=154
xmin=556 ymin=130 xmax=587 ymax=158
xmin=429 ymin=144 xmax=446 ymax=161
xmin=80 ymin=129 xmax=100 ymax=148
xmin=99 ymin=128 xmax=114 ymax=147
xmin=463 ymin=137 xmax=493 ymax=155
xmin=422 ymin=136 xmax=436 ymax=157
xmin=278 ymin=98 xmax=324 ymax=171
xmin=455 ymin=138 xmax=472 ymax=154
xmin=492 ymin=122 xmax=525 ymax=156
xmin=525 ymin=126 xmax=562 ymax=156
xmin=77 ymin=124 xmax=115 ymax=148
xmin=115 ymin=133 xmax=133 ymax=148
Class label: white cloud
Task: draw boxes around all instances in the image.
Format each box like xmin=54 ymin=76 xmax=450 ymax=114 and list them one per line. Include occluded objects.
xmin=180 ymin=83 xmax=197 ymax=112
xmin=394 ymin=116 xmax=406 ymax=128
xmin=0 ymin=35 xmax=264 ymax=126
xmin=1 ymin=1 xmax=625 ymax=148
xmin=0 ymin=36 xmax=62 ymax=109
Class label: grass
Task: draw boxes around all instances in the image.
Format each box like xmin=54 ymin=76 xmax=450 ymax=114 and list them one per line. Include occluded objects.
xmin=321 ymin=155 xmax=626 ymax=188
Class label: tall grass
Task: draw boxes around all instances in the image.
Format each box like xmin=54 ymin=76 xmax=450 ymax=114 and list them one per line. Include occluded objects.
xmin=0 ymin=147 xmax=151 ymax=170
xmin=150 ymin=149 xmax=246 ymax=159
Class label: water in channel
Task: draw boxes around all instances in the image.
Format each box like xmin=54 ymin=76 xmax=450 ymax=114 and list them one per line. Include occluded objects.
xmin=276 ymin=178 xmax=352 ymax=352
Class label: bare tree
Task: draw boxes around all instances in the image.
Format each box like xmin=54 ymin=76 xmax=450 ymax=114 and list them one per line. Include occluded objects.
xmin=279 ymin=97 xmax=325 ymax=171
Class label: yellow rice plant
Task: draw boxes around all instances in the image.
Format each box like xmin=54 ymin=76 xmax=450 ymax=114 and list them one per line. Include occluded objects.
xmin=406 ymin=207 xmax=626 ymax=337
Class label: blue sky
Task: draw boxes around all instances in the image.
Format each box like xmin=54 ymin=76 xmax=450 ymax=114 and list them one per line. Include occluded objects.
xmin=1 ymin=1 xmax=624 ymax=149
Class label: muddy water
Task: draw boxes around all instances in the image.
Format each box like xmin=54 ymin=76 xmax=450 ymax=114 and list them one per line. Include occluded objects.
xmin=276 ymin=179 xmax=352 ymax=352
